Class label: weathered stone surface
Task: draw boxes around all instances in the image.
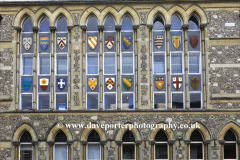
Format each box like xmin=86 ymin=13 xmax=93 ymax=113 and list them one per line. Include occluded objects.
xmin=0 ymin=14 xmax=14 ymax=41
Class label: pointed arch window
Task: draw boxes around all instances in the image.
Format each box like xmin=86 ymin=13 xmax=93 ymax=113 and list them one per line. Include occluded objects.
xmin=87 ymin=130 xmax=101 ymax=160
xmin=103 ymin=16 xmax=117 ymax=110
xmin=122 ymin=130 xmax=135 ymax=160
xmin=38 ymin=17 xmax=51 ymax=110
xmin=224 ymin=130 xmax=237 ymax=159
xmin=190 ymin=130 xmax=203 ymax=160
xmin=55 ymin=17 xmax=68 ymax=110
xmin=155 ymin=130 xmax=168 ymax=160
xmin=86 ymin=16 xmax=99 ymax=110
xmin=20 ymin=131 xmax=33 ymax=160
xmin=54 ymin=131 xmax=68 ymax=160
xmin=152 ymin=16 xmax=166 ymax=109
xmin=188 ymin=15 xmax=202 ymax=109
xmin=20 ymin=17 xmax=33 ymax=110
xmin=121 ymin=16 xmax=134 ymax=110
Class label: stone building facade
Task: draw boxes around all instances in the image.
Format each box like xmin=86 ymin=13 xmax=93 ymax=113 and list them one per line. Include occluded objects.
xmin=0 ymin=0 xmax=240 ymax=160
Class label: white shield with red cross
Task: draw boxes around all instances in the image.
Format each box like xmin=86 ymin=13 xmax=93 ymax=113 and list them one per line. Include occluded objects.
xmin=172 ymin=77 xmax=182 ymax=90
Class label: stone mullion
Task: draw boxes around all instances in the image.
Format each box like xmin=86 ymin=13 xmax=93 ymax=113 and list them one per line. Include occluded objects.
xmin=182 ymin=24 xmax=189 ymax=109
xmin=67 ymin=141 xmax=73 ymax=160
xmin=32 ymin=26 xmax=39 ymax=110
xmin=80 ymin=26 xmax=87 ymax=109
xmin=168 ymin=140 xmax=175 ymax=160
xmin=49 ymin=26 xmax=56 ymax=110
xmin=115 ymin=25 xmax=121 ymax=110
xmin=98 ymin=25 xmax=104 ymax=110
xmin=218 ymin=140 xmax=225 ymax=160
xmin=136 ymin=143 xmax=139 ymax=160
xmin=81 ymin=141 xmax=87 ymax=160
xmin=14 ymin=27 xmax=21 ymax=110
xmin=47 ymin=142 xmax=54 ymax=160
xmin=149 ymin=141 xmax=154 ymax=160
xmin=100 ymin=141 xmax=106 ymax=160
xmin=67 ymin=26 xmax=73 ymax=110
xmin=32 ymin=141 xmax=38 ymax=160
xmin=164 ymin=24 xmax=171 ymax=109
xmin=185 ymin=140 xmax=191 ymax=160
xmin=13 ymin=142 xmax=20 ymax=160
xmin=116 ymin=141 xmax=122 ymax=160
xmin=200 ymin=24 xmax=207 ymax=109
xmin=133 ymin=25 xmax=139 ymax=109
xmin=237 ymin=140 xmax=240 ymax=160
xmin=147 ymin=25 xmax=153 ymax=108
xmin=203 ymin=140 xmax=210 ymax=160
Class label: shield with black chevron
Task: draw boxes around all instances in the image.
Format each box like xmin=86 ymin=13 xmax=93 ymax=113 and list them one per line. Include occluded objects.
xmin=88 ymin=37 xmax=97 ymax=50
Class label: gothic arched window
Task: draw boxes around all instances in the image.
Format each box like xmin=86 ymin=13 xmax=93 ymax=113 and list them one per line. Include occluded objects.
xmin=103 ymin=16 xmax=117 ymax=110
xmin=152 ymin=16 xmax=166 ymax=109
xmin=155 ymin=130 xmax=168 ymax=160
xmin=224 ymin=130 xmax=237 ymax=159
xmin=121 ymin=16 xmax=134 ymax=110
xmin=188 ymin=16 xmax=199 ymax=30
xmin=87 ymin=130 xmax=101 ymax=160
xmin=54 ymin=131 xmax=68 ymax=160
xmin=20 ymin=131 xmax=33 ymax=160
xmin=190 ymin=130 xmax=203 ymax=159
xmin=122 ymin=130 xmax=135 ymax=160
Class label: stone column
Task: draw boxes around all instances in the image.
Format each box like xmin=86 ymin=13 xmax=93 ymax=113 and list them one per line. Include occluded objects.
xmin=133 ymin=25 xmax=139 ymax=109
xmin=184 ymin=140 xmax=191 ymax=160
xmin=164 ymin=24 xmax=171 ymax=109
xmin=147 ymin=25 xmax=153 ymax=107
xmin=81 ymin=141 xmax=87 ymax=160
xmin=98 ymin=25 xmax=104 ymax=110
xmin=49 ymin=26 xmax=56 ymax=110
xmin=80 ymin=26 xmax=87 ymax=109
xmin=135 ymin=140 xmax=141 ymax=160
xmin=100 ymin=141 xmax=107 ymax=160
xmin=47 ymin=141 xmax=54 ymax=160
xmin=200 ymin=23 xmax=207 ymax=109
xmin=32 ymin=141 xmax=38 ymax=160
xmin=218 ymin=140 xmax=225 ymax=160
xmin=237 ymin=140 xmax=240 ymax=160
xmin=67 ymin=141 xmax=73 ymax=160
xmin=182 ymin=24 xmax=189 ymax=109
xmin=115 ymin=25 xmax=121 ymax=110
xmin=203 ymin=140 xmax=211 ymax=160
xmin=14 ymin=26 xmax=21 ymax=110
xmin=67 ymin=26 xmax=73 ymax=110
xmin=149 ymin=140 xmax=155 ymax=160
xmin=13 ymin=141 xmax=20 ymax=160
xmin=32 ymin=26 xmax=39 ymax=110
xmin=168 ymin=140 xmax=175 ymax=160
xmin=116 ymin=141 xmax=122 ymax=160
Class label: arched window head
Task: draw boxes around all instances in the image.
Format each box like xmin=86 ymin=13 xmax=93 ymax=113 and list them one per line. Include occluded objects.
xmin=104 ymin=16 xmax=115 ymax=31
xmin=20 ymin=131 xmax=32 ymax=142
xmin=40 ymin=17 xmax=50 ymax=32
xmin=155 ymin=130 xmax=168 ymax=141
xmin=122 ymin=130 xmax=135 ymax=142
xmin=153 ymin=16 xmax=164 ymax=30
xmin=171 ymin=15 xmax=182 ymax=30
xmin=87 ymin=17 xmax=98 ymax=31
xmin=188 ymin=16 xmax=199 ymax=30
xmin=56 ymin=17 xmax=68 ymax=32
xmin=54 ymin=130 xmax=67 ymax=142
xmin=22 ymin=17 xmax=33 ymax=32
xmin=224 ymin=130 xmax=236 ymax=141
xmin=122 ymin=16 xmax=133 ymax=31
xmin=190 ymin=130 xmax=203 ymax=141
xmin=87 ymin=130 xmax=100 ymax=142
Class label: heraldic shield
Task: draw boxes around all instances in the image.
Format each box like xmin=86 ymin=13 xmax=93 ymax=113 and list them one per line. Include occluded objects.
xmin=88 ymin=37 xmax=97 ymax=50
xmin=190 ymin=77 xmax=200 ymax=90
xmin=123 ymin=36 xmax=132 ymax=49
xmin=154 ymin=36 xmax=164 ymax=49
xmin=40 ymin=78 xmax=49 ymax=91
xmin=40 ymin=37 xmax=49 ymax=50
xmin=123 ymin=77 xmax=132 ymax=90
xmin=57 ymin=78 xmax=66 ymax=91
xmin=57 ymin=37 xmax=67 ymax=50
xmin=105 ymin=36 xmax=114 ymax=49
xmin=23 ymin=37 xmax=32 ymax=50
xmin=105 ymin=78 xmax=115 ymax=90
xmin=155 ymin=77 xmax=164 ymax=90
xmin=173 ymin=77 xmax=182 ymax=90
xmin=172 ymin=35 xmax=181 ymax=49
xmin=189 ymin=35 xmax=198 ymax=49
xmin=88 ymin=78 xmax=98 ymax=91
xmin=22 ymin=78 xmax=32 ymax=91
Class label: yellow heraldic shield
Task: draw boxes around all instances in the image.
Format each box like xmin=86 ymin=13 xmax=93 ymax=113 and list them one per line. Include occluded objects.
xmin=88 ymin=78 xmax=97 ymax=91
xmin=155 ymin=77 xmax=164 ymax=90
xmin=172 ymin=35 xmax=181 ymax=49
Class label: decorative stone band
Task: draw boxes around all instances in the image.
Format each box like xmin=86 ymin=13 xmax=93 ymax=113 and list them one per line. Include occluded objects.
xmin=49 ymin=26 xmax=56 ymax=32
xmin=149 ymin=140 xmax=155 ymax=145
xmin=135 ymin=140 xmax=142 ymax=145
xmin=47 ymin=141 xmax=54 ymax=146
xmin=218 ymin=140 xmax=225 ymax=145
xmin=115 ymin=140 xmax=122 ymax=145
xmin=66 ymin=141 xmax=73 ymax=145
xmin=100 ymin=140 xmax=107 ymax=145
xmin=80 ymin=25 xmax=87 ymax=31
xmin=115 ymin=25 xmax=122 ymax=32
xmin=168 ymin=140 xmax=176 ymax=145
xmin=182 ymin=24 xmax=189 ymax=30
xmin=12 ymin=141 xmax=20 ymax=146
xmin=184 ymin=140 xmax=191 ymax=145
xmin=164 ymin=24 xmax=171 ymax=30
xmin=31 ymin=141 xmax=38 ymax=146
xmin=98 ymin=25 xmax=104 ymax=31
xmin=133 ymin=25 xmax=140 ymax=31
xmin=80 ymin=140 xmax=87 ymax=145
xmin=203 ymin=140 xmax=211 ymax=144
